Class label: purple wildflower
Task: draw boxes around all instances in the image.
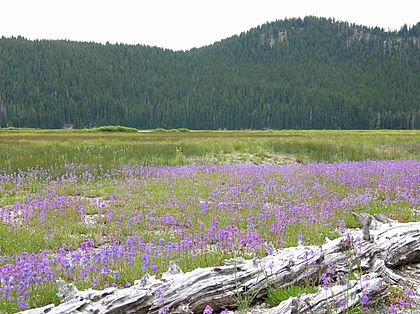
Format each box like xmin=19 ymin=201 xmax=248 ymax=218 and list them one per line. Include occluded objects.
xmin=404 ymin=288 xmax=415 ymax=299
xmin=203 ymin=305 xmax=213 ymax=314
xmin=361 ymin=293 xmax=369 ymax=312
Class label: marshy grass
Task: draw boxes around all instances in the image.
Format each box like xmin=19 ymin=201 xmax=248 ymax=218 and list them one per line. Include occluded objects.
xmin=0 ymin=129 xmax=418 ymax=173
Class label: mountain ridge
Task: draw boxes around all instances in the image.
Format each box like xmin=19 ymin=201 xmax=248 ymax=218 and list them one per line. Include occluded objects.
xmin=4 ymin=16 xmax=419 ymax=51
xmin=0 ymin=16 xmax=419 ymax=129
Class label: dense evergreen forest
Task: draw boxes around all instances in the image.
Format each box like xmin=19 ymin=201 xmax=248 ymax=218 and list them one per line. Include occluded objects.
xmin=0 ymin=16 xmax=419 ymax=129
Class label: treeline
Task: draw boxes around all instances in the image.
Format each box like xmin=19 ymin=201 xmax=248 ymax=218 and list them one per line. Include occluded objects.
xmin=0 ymin=16 xmax=419 ymax=129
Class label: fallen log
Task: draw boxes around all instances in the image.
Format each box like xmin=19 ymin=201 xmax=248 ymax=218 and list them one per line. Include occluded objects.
xmin=268 ymin=273 xmax=387 ymax=314
xmin=20 ymin=214 xmax=420 ymax=314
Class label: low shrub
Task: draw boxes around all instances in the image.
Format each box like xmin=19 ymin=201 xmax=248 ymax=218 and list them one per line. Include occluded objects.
xmin=91 ymin=126 xmax=138 ymax=132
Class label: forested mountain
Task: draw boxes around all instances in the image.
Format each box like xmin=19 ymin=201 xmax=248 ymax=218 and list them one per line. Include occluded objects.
xmin=0 ymin=16 xmax=419 ymax=129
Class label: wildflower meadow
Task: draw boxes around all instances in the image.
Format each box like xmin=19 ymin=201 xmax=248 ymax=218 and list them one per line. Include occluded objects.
xmin=0 ymin=130 xmax=418 ymax=313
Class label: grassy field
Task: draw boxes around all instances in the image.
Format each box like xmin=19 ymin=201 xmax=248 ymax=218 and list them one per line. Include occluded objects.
xmin=0 ymin=129 xmax=418 ymax=173
xmin=0 ymin=130 xmax=418 ymax=313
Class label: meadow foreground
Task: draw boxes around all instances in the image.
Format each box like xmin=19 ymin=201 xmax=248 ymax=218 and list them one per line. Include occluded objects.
xmin=0 ymin=159 xmax=419 ymax=313
xmin=0 ymin=130 xmax=419 ymax=313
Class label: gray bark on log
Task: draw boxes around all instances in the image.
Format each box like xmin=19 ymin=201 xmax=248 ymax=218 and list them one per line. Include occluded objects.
xmin=20 ymin=215 xmax=420 ymax=314
xmin=268 ymin=274 xmax=387 ymax=314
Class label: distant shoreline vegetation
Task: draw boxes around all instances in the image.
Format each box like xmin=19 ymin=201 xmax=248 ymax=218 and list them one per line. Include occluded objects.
xmin=0 ymin=126 xmax=194 ymax=133
xmin=87 ymin=126 xmax=191 ymax=132
xmin=89 ymin=126 xmax=138 ymax=132
xmin=0 ymin=126 xmax=416 ymax=133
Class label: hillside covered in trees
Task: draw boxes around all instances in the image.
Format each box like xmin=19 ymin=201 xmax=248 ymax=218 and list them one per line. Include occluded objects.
xmin=0 ymin=16 xmax=419 ymax=129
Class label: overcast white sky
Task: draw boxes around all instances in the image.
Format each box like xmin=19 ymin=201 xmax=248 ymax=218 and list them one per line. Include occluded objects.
xmin=1 ymin=0 xmax=419 ymax=50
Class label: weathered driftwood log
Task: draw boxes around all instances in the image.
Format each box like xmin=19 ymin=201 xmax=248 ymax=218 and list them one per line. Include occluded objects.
xmin=268 ymin=273 xmax=387 ymax=314
xmin=20 ymin=215 xmax=420 ymax=314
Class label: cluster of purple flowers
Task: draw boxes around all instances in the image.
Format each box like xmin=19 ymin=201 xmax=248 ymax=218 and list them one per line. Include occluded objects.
xmin=0 ymin=160 xmax=418 ymax=310
xmin=390 ymin=289 xmax=416 ymax=314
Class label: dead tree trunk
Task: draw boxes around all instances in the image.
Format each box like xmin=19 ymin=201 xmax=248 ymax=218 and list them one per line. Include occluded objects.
xmin=21 ymin=214 xmax=420 ymax=314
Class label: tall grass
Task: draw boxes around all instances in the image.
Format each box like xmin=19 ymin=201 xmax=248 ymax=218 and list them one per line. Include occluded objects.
xmin=0 ymin=130 xmax=418 ymax=173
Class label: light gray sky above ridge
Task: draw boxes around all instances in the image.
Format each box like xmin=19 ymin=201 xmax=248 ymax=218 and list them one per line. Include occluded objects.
xmin=1 ymin=0 xmax=419 ymax=50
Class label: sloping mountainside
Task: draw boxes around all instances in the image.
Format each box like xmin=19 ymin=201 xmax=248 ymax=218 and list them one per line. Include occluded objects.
xmin=0 ymin=16 xmax=419 ymax=129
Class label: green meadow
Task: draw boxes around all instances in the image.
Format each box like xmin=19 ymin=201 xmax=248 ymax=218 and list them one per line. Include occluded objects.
xmin=0 ymin=129 xmax=418 ymax=172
